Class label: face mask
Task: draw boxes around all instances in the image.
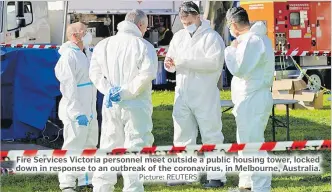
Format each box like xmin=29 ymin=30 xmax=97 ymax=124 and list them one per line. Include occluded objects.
xmin=185 ymin=24 xmax=197 ymax=34
xmin=230 ymin=29 xmax=237 ymax=38
xmin=82 ymin=32 xmax=92 ymax=47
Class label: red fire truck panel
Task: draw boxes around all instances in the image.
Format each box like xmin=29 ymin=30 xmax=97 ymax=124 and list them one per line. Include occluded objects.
xmin=314 ymin=2 xmax=331 ymax=50
xmin=241 ymin=1 xmax=331 ymax=53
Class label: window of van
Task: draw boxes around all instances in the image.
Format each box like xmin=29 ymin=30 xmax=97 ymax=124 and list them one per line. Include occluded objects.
xmin=7 ymin=1 xmax=33 ymax=31
xmin=6 ymin=1 xmax=17 ymax=31
xmin=24 ymin=2 xmax=33 ymax=25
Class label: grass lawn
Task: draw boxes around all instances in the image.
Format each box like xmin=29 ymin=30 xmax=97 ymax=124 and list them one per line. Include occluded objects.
xmin=1 ymin=91 xmax=331 ymax=192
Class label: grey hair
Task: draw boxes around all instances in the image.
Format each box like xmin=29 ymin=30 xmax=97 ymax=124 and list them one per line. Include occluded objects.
xmin=179 ymin=1 xmax=200 ymax=16
xmin=226 ymin=7 xmax=250 ymax=26
xmin=125 ymin=9 xmax=148 ymax=25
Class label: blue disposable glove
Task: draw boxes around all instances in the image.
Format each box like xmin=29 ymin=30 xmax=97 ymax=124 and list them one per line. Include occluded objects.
xmin=106 ymin=99 xmax=113 ymax=108
xmin=76 ymin=115 xmax=89 ymax=126
xmin=109 ymin=86 xmax=121 ymax=102
xmin=105 ymin=86 xmax=122 ymax=108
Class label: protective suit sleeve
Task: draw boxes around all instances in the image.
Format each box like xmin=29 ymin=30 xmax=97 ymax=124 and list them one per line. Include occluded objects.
xmin=89 ymin=42 xmax=112 ymax=95
xmin=164 ymin=34 xmax=177 ymax=73
xmin=121 ymin=46 xmax=158 ymax=100
xmin=224 ymin=35 xmax=264 ymax=78
xmin=54 ymin=51 xmax=85 ymax=120
xmin=176 ymin=33 xmax=225 ymax=73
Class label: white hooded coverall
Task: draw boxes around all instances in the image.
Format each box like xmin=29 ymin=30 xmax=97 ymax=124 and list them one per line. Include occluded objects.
xmin=224 ymin=22 xmax=275 ymax=192
xmin=54 ymin=41 xmax=98 ymax=190
xmin=89 ymin=21 xmax=158 ymax=192
xmin=165 ymin=20 xmax=227 ymax=182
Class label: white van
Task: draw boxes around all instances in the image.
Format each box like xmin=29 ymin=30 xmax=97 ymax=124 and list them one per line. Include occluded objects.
xmin=0 ymin=1 xmax=189 ymax=45
xmin=0 ymin=1 xmax=51 ymax=44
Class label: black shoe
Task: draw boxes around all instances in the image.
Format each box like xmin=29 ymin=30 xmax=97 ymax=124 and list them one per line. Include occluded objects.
xmin=77 ymin=184 xmax=93 ymax=190
xmin=228 ymin=187 xmax=252 ymax=192
xmin=86 ymin=184 xmax=93 ymax=188
xmin=203 ymin=180 xmax=225 ymax=188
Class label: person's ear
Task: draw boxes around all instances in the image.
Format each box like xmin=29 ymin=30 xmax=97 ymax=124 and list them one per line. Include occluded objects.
xmin=71 ymin=33 xmax=76 ymax=40
xmin=138 ymin=22 xmax=143 ymax=29
xmin=72 ymin=33 xmax=82 ymax=42
xmin=75 ymin=33 xmax=81 ymax=40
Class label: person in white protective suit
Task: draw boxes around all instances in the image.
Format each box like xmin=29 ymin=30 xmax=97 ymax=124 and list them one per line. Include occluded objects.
xmin=54 ymin=22 xmax=98 ymax=192
xmin=89 ymin=9 xmax=158 ymax=192
xmin=77 ymin=30 xmax=94 ymax=190
xmin=224 ymin=7 xmax=275 ymax=192
xmin=164 ymin=1 xmax=227 ymax=188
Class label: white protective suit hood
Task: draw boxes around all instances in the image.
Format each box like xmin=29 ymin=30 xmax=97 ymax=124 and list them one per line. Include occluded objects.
xmin=195 ymin=19 xmax=213 ymax=36
xmin=58 ymin=41 xmax=92 ymax=61
xmin=117 ymin=21 xmax=143 ymax=37
xmin=58 ymin=41 xmax=75 ymax=55
xmin=250 ymin=21 xmax=267 ymax=36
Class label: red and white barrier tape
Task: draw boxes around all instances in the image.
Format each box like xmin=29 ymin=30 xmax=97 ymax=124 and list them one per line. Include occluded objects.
xmin=1 ymin=140 xmax=330 ymax=160
xmin=0 ymin=44 xmax=60 ymax=49
xmin=275 ymin=50 xmax=331 ymax=57
xmin=1 ymin=44 xmax=331 ymax=57
xmin=156 ymin=47 xmax=167 ymax=56
xmin=0 ymin=44 xmax=168 ymax=56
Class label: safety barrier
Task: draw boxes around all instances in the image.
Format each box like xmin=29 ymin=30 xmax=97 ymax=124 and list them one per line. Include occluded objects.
xmin=0 ymin=44 xmax=167 ymax=56
xmin=1 ymin=44 xmax=331 ymax=57
xmin=275 ymin=50 xmax=331 ymax=57
xmin=1 ymin=140 xmax=330 ymax=160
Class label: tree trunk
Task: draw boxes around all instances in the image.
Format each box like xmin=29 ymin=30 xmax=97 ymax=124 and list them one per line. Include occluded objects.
xmin=203 ymin=1 xmax=233 ymax=90
xmin=203 ymin=1 xmax=233 ymax=41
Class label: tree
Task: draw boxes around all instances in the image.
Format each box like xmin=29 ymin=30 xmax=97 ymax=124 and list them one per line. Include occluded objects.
xmin=203 ymin=1 xmax=234 ymax=90
xmin=203 ymin=1 xmax=234 ymax=45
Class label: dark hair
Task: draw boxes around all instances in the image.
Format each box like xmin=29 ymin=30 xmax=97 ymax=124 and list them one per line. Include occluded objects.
xmin=179 ymin=1 xmax=200 ymax=16
xmin=226 ymin=7 xmax=250 ymax=26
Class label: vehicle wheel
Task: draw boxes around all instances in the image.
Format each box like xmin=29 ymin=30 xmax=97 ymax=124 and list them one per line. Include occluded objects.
xmin=304 ymin=70 xmax=323 ymax=92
